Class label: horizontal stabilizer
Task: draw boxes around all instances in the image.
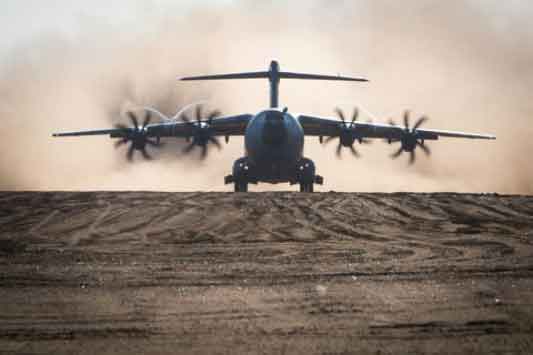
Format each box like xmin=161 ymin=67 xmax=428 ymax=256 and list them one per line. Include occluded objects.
xmin=278 ymin=72 xmax=367 ymax=82
xmin=181 ymin=71 xmax=368 ymax=82
xmin=181 ymin=71 xmax=269 ymax=81
xmin=180 ymin=60 xmax=368 ymax=108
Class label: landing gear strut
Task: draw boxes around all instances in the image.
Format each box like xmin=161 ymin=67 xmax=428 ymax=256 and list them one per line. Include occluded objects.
xmin=299 ymin=182 xmax=314 ymax=192
xmin=234 ymin=181 xmax=248 ymax=192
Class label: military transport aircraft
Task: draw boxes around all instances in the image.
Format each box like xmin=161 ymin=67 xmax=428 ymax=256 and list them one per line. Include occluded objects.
xmin=53 ymin=60 xmax=495 ymax=192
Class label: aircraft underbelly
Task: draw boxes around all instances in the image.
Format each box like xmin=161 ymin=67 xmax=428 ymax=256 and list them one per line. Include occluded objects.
xmin=250 ymin=145 xmax=298 ymax=183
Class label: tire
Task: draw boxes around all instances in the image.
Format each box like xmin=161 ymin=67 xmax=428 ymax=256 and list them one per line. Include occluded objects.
xmin=234 ymin=181 xmax=248 ymax=192
xmin=299 ymin=183 xmax=314 ymax=193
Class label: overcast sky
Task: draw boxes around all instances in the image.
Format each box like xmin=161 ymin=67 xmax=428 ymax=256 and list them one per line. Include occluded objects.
xmin=2 ymin=0 xmax=530 ymax=57
xmin=0 ymin=0 xmax=235 ymax=54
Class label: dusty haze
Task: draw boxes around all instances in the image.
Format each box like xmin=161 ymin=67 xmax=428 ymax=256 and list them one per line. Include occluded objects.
xmin=0 ymin=0 xmax=531 ymax=193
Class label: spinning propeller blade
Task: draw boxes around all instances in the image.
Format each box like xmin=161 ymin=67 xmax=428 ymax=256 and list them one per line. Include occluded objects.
xmin=388 ymin=111 xmax=431 ymax=165
xmin=180 ymin=105 xmax=224 ymax=160
xmin=323 ymin=107 xmax=368 ymax=158
xmin=114 ymin=110 xmax=162 ymax=162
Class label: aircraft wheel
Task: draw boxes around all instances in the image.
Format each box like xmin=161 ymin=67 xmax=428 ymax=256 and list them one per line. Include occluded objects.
xmin=234 ymin=181 xmax=248 ymax=192
xmin=299 ymin=182 xmax=314 ymax=193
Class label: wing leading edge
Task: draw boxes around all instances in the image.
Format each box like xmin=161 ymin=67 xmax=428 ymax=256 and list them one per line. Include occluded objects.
xmin=297 ymin=114 xmax=496 ymax=141
xmin=52 ymin=114 xmax=253 ymax=139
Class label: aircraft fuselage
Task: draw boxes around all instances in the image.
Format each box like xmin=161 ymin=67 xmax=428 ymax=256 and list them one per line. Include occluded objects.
xmin=243 ymin=109 xmax=304 ymax=183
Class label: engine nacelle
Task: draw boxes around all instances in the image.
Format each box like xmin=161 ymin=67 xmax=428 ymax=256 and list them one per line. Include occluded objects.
xmin=190 ymin=125 xmax=213 ymax=147
xmin=400 ymin=134 xmax=418 ymax=152
xmin=339 ymin=128 xmax=356 ymax=147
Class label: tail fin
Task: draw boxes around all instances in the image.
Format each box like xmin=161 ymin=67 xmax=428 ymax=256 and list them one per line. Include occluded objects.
xmin=180 ymin=60 xmax=368 ymax=108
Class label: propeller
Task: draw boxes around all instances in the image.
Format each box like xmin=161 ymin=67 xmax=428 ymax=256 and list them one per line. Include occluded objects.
xmin=388 ymin=110 xmax=431 ymax=164
xmin=322 ymin=107 xmax=370 ymax=158
xmin=180 ymin=105 xmax=223 ymax=160
xmin=113 ymin=111 xmax=162 ymax=162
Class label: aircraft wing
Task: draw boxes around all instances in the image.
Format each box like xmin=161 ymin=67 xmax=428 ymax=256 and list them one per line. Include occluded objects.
xmin=52 ymin=128 xmax=128 ymax=137
xmin=297 ymin=114 xmax=496 ymax=141
xmin=147 ymin=114 xmax=253 ymax=138
xmin=52 ymin=114 xmax=253 ymax=139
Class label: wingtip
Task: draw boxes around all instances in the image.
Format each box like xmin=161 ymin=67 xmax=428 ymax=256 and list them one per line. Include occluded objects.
xmin=180 ymin=75 xmax=211 ymax=81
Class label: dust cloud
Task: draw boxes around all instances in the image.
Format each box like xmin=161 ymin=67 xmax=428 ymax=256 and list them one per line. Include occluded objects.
xmin=0 ymin=0 xmax=531 ymax=193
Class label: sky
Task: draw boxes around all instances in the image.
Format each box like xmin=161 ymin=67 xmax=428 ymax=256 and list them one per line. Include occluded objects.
xmin=0 ymin=0 xmax=532 ymax=193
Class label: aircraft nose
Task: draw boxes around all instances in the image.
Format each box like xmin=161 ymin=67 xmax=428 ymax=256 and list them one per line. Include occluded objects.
xmin=262 ymin=111 xmax=287 ymax=145
xmin=265 ymin=110 xmax=284 ymax=123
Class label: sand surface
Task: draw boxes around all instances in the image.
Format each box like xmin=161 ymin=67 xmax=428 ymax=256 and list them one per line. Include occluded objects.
xmin=1 ymin=192 xmax=532 ymax=354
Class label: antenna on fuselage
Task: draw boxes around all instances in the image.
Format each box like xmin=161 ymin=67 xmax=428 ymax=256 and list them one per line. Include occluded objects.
xmin=180 ymin=60 xmax=368 ymax=109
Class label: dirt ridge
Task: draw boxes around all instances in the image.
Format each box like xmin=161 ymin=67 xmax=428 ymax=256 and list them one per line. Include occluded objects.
xmin=1 ymin=192 xmax=532 ymax=354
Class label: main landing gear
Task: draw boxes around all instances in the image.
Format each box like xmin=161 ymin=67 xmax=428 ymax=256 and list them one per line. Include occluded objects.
xmin=224 ymin=174 xmax=249 ymax=192
xmin=225 ymin=157 xmax=252 ymax=192
xmin=297 ymin=175 xmax=323 ymax=192
xmin=299 ymin=182 xmax=314 ymax=192
xmin=234 ymin=181 xmax=248 ymax=192
xmin=295 ymin=158 xmax=323 ymax=193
